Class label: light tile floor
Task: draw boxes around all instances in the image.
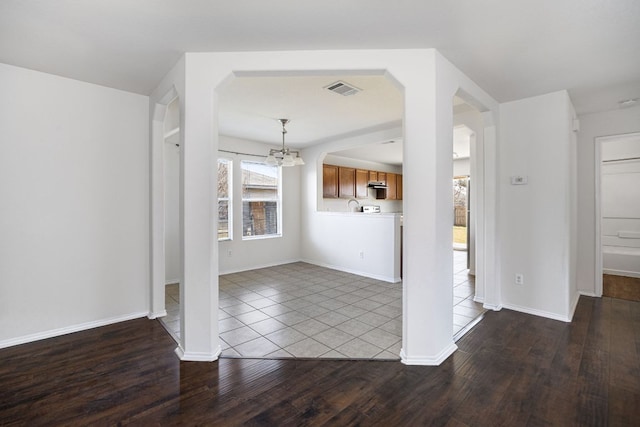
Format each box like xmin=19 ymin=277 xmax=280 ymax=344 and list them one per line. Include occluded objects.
xmin=452 ymin=250 xmax=487 ymax=337
xmin=161 ymin=251 xmax=485 ymax=359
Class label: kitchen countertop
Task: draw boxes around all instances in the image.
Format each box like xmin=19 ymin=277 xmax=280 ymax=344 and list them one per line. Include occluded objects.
xmin=318 ymin=211 xmax=403 ymax=218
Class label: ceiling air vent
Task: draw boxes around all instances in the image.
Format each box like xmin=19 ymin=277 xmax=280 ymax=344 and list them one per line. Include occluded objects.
xmin=324 ymin=80 xmax=361 ymax=96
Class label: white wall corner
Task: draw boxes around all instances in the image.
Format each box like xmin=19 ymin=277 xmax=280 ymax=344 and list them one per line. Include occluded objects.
xmin=578 ymin=290 xmax=598 ymax=297
xmin=568 ymin=293 xmax=580 ymax=322
xmin=147 ymin=310 xmax=167 ymax=320
xmin=483 ymin=302 xmax=502 ymax=312
xmin=400 ymin=342 xmax=458 ymax=366
xmin=174 ymin=345 xmax=222 ymax=362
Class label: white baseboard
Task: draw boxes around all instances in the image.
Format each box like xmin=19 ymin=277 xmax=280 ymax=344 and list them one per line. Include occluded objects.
xmin=148 ymin=309 xmax=167 ymax=320
xmin=0 ymin=311 xmax=149 ymax=349
xmin=400 ymin=342 xmax=458 ymax=366
xmin=568 ymin=293 xmax=580 ymax=321
xmin=174 ymin=345 xmax=221 ymax=362
xmin=218 ymin=258 xmax=301 ymax=276
xmin=300 ymin=258 xmax=399 ymax=283
xmin=165 ymin=280 xmax=180 ymax=286
xmin=501 ymin=302 xmax=572 ymax=322
xmin=483 ymin=302 xmax=502 ymax=311
xmin=603 ymin=269 xmax=640 ymax=279
xmin=579 ymin=290 xmax=599 ymax=297
xmin=221 ymin=258 xmax=400 ymax=283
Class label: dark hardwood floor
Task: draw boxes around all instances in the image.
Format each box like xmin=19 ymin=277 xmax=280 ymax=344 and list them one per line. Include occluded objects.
xmin=1 ymin=296 xmax=639 ymax=426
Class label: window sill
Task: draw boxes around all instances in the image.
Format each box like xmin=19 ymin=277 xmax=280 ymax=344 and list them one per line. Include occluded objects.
xmin=242 ymin=234 xmax=282 ymax=241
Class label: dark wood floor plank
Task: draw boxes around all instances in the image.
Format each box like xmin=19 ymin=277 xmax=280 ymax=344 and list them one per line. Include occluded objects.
xmin=1 ymin=296 xmax=639 ymax=425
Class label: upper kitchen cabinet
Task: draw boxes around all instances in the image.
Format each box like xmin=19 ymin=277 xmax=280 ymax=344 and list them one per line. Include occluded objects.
xmin=355 ymin=169 xmax=369 ymax=199
xmin=377 ymin=172 xmax=387 ymax=185
xmin=386 ymin=173 xmax=397 ymax=200
xmin=323 ymin=164 xmax=339 ymax=198
xmin=323 ymin=163 xmax=402 ymax=201
xmin=338 ymin=166 xmax=356 ymax=198
xmin=374 ymin=172 xmax=403 ymax=200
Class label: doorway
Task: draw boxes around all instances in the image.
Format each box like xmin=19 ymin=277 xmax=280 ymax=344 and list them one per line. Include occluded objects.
xmin=451 ymin=104 xmax=486 ymax=339
xmin=160 ymin=97 xmax=182 ymax=340
xmin=596 ymin=132 xmax=640 ymax=301
xmin=213 ymin=72 xmax=404 ymax=359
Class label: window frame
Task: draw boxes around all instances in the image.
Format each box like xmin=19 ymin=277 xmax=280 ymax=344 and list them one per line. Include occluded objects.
xmin=240 ymin=160 xmax=282 ymax=240
xmin=217 ymin=158 xmax=232 ymax=241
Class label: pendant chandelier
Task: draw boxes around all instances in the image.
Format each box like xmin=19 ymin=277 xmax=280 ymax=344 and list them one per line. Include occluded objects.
xmin=265 ymin=119 xmax=304 ymax=167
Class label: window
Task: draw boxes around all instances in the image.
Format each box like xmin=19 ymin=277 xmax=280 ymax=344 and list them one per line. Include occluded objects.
xmin=217 ymin=158 xmax=232 ymax=240
xmin=241 ymin=161 xmax=281 ymax=238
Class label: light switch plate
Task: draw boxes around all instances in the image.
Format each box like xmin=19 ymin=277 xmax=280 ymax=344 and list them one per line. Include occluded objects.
xmin=511 ymin=175 xmax=528 ymax=185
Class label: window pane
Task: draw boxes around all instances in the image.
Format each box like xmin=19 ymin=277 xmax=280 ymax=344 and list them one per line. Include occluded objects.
xmin=243 ymin=201 xmax=278 ymax=237
xmin=242 ymin=162 xmax=278 ymax=200
xmin=218 ymin=160 xmax=229 ymax=198
xmin=241 ymin=161 xmax=280 ymax=238
xmin=218 ymin=200 xmax=229 ymax=239
xmin=218 ymin=159 xmax=232 ymax=240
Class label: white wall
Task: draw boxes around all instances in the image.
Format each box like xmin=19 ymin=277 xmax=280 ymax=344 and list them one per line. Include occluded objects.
xmin=498 ymin=90 xmax=577 ymax=321
xmin=217 ymin=135 xmax=301 ymax=274
xmin=160 ymin=133 xmax=302 ymax=277
xmin=577 ymin=106 xmax=640 ymax=294
xmin=0 ymin=63 xmax=150 ymax=347
xmin=453 ymin=158 xmax=470 ymax=176
xmin=304 ymin=212 xmax=401 ymax=282
xmin=302 ymin=127 xmax=405 ymax=280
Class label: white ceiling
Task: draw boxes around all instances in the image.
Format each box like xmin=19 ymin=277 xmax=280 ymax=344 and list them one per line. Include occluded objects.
xmin=331 ymin=140 xmax=404 ymax=167
xmin=218 ymin=75 xmax=403 ymax=146
xmin=328 ymin=126 xmax=473 ymax=167
xmin=2 ymin=0 xmax=639 ymax=156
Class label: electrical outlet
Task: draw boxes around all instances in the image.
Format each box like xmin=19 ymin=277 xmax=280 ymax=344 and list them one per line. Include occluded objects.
xmin=227 ymin=250 xmax=232 ymax=257
xmin=359 ymin=251 xmax=364 ymax=259
xmin=515 ymin=274 xmax=524 ymax=285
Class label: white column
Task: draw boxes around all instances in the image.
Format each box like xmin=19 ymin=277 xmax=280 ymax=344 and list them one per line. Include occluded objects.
xmin=401 ymin=61 xmax=457 ymax=365
xmin=481 ymin=112 xmax=501 ymax=311
xmin=176 ymin=67 xmax=220 ymax=361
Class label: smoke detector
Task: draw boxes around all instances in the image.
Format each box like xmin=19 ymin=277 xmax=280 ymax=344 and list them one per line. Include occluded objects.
xmin=324 ymin=80 xmax=361 ymax=96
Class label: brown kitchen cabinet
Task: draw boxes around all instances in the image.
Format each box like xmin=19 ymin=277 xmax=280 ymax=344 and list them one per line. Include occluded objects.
xmin=338 ymin=166 xmax=355 ymax=198
xmin=325 ymin=164 xmax=403 ymax=200
xmin=355 ymin=169 xmax=369 ymax=199
xmin=377 ymin=172 xmax=386 ymax=185
xmin=323 ymin=164 xmax=338 ymax=198
xmin=386 ymin=173 xmax=397 ymax=200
